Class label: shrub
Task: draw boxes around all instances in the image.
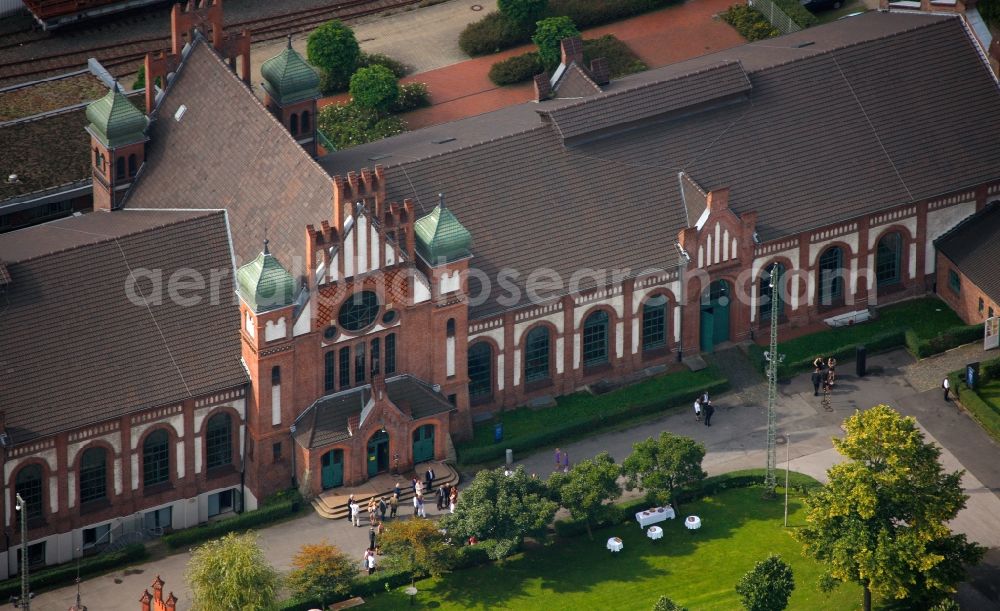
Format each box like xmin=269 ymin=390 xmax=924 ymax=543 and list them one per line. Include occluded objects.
xmin=358 ymin=51 xmax=409 ymax=78
xmin=771 ymin=0 xmax=817 ymax=28
xmin=488 ymin=52 xmax=544 ymax=86
xmin=981 ymin=356 xmax=1000 ymax=384
xmin=317 ymin=102 xmax=406 ymax=150
xmin=720 ymin=4 xmax=780 ymax=41
xmin=162 ymin=498 xmax=296 ymax=550
xmin=131 ymin=65 xmax=161 ymax=91
xmin=532 ymin=16 xmax=580 ymax=69
xmin=452 ymin=543 xmax=493 ymax=569
xmin=307 ymin=20 xmax=361 ymax=93
xmin=459 ymin=11 xmax=532 ymax=56
xmin=0 ymin=543 xmax=147 ymax=599
xmin=499 ymin=0 xmax=548 ymax=25
xmin=390 ymin=82 xmax=431 ymax=113
xmin=350 ymin=65 xmax=400 ymax=114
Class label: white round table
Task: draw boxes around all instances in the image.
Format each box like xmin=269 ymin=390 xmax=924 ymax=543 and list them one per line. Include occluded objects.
xmin=646 ymin=525 xmax=663 ymax=540
xmin=685 ymin=515 xmax=702 ymax=531
xmin=606 ymin=536 xmax=624 ymax=552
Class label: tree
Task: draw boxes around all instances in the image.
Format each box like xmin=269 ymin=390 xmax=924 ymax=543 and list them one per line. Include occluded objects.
xmin=531 ymin=16 xmax=580 ymax=70
xmin=439 ymin=466 xmax=557 ymax=560
xmin=285 ymin=541 xmax=357 ymax=608
xmin=796 ymin=405 xmax=984 ymax=611
xmin=349 ymin=65 xmax=400 ymax=115
xmin=498 ymin=0 xmax=548 ymax=25
xmin=186 ymin=532 xmax=280 ymax=611
xmin=131 ymin=65 xmax=161 ymax=91
xmin=735 ymin=554 xmax=795 ymax=611
xmin=652 ymin=595 xmax=687 ymax=611
xmin=621 ymin=432 xmax=706 ymax=512
xmin=307 ymin=20 xmax=361 ymax=93
xmin=548 ymin=451 xmax=622 ymax=539
xmin=379 ymin=518 xmax=455 ymax=585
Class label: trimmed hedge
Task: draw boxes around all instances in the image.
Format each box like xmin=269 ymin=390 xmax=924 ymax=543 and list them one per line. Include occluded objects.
xmin=720 ymin=4 xmax=780 ymax=41
xmin=459 ymin=0 xmax=683 ymax=57
xmin=489 ymin=51 xmax=544 ymax=86
xmin=358 ymin=51 xmax=409 ymax=78
xmin=162 ymin=496 xmax=298 ymax=550
xmin=905 ymin=324 xmax=982 ymax=359
xmin=748 ymin=328 xmax=905 ymax=380
xmin=950 ymin=356 xmax=1000 ymax=444
xmin=554 ymin=469 xmax=820 ymax=537
xmin=0 ymin=543 xmax=147 ymax=599
xmin=457 ymin=375 xmax=729 ymax=465
xmin=772 ymin=0 xmax=818 ymax=28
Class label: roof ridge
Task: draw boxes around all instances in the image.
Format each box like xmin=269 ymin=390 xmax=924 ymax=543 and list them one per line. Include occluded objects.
xmin=738 ymin=12 xmax=960 ymax=74
xmin=0 ymin=210 xmax=221 ymax=262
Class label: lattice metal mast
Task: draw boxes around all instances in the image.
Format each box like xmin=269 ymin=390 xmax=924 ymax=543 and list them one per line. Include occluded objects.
xmin=763 ymin=269 xmax=784 ymax=494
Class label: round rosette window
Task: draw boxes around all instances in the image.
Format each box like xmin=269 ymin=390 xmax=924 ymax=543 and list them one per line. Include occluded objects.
xmin=338 ymin=291 xmax=381 ymax=332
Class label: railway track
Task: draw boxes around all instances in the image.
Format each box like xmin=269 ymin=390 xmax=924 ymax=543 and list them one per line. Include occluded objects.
xmin=0 ymin=0 xmax=423 ymax=85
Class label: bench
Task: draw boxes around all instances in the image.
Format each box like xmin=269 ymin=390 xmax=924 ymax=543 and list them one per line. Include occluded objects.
xmin=328 ymin=597 xmax=365 ymax=610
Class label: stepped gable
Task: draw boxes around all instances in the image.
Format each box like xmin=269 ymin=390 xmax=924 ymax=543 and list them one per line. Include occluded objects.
xmin=0 ymin=210 xmax=246 ymax=444
xmin=319 ymin=13 xmax=1000 ymax=318
xmin=125 ymin=37 xmax=332 ymax=273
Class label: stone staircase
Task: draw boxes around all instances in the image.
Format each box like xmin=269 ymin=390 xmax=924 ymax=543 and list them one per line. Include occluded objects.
xmin=310 ymin=460 xmax=460 ymax=520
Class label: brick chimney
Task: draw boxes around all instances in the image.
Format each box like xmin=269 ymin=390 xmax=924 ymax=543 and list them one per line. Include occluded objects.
xmin=560 ymin=37 xmax=584 ymax=67
xmin=534 ymin=73 xmax=552 ymax=101
xmin=140 ymin=576 xmax=177 ymax=611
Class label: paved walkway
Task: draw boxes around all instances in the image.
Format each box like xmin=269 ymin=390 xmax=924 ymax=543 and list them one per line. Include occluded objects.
xmin=34 ymin=345 xmax=1000 ymax=610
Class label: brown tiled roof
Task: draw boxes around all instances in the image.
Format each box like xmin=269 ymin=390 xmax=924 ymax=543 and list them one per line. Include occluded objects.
xmin=319 ymin=13 xmax=1000 ymax=318
xmin=552 ymin=64 xmax=602 ymax=99
xmin=540 ymin=60 xmax=751 ymax=141
xmin=935 ymin=202 xmax=1000 ymax=304
xmin=0 ymin=209 xmax=247 ymax=444
xmin=125 ymin=38 xmax=333 ymax=274
xmin=293 ymin=375 xmax=453 ymax=449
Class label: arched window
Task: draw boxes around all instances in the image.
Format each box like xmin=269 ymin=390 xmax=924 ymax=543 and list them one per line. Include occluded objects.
xmin=339 ymin=347 xmax=351 ymax=389
xmin=128 ymin=154 xmax=137 ymax=177
xmin=524 ymin=326 xmax=550 ymax=382
xmin=582 ymin=310 xmax=610 ymax=366
xmin=142 ymin=429 xmax=170 ymax=487
xmin=324 ymin=351 xmax=336 ymax=392
xmin=759 ymin=263 xmax=785 ymax=321
xmin=467 ymin=342 xmax=492 ymax=399
xmin=818 ymin=247 xmax=844 ymax=305
xmin=289 ymin=113 xmax=299 ymax=136
xmin=876 ymin=232 xmax=902 ymax=287
xmin=271 ymin=365 xmax=281 ymax=386
xmin=115 ymin=156 xmax=126 ymax=180
xmin=301 ymin=110 xmax=311 ymax=133
xmin=15 ymin=465 xmax=43 ymax=520
xmin=642 ymin=295 xmax=668 ymax=351
xmin=385 ymin=333 xmax=397 ymax=375
xmin=206 ymin=414 xmax=233 ymax=470
xmin=79 ymin=447 xmax=108 ymax=504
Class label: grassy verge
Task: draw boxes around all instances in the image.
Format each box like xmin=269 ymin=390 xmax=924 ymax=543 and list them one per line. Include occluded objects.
xmin=457 ymin=367 xmax=728 ymax=465
xmin=950 ymin=355 xmax=1000 ymax=445
xmin=748 ymin=297 xmax=967 ymax=378
xmin=359 ymin=485 xmax=860 ymax=610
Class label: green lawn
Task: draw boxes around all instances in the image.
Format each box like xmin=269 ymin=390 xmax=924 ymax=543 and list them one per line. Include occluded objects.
xmin=362 ymin=488 xmax=862 ymax=610
xmin=752 ymin=297 xmax=966 ymax=377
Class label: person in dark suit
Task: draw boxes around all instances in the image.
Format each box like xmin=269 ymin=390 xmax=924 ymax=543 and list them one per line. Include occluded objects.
xmin=425 ymin=467 xmax=435 ymax=492
xmin=703 ymin=402 xmax=715 ymax=427
xmin=811 ymin=367 xmax=823 ymax=396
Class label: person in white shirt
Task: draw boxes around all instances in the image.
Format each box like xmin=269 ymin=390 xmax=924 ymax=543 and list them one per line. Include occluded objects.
xmin=942 ymin=377 xmax=951 ymax=402
xmin=693 ymin=398 xmax=702 ymax=422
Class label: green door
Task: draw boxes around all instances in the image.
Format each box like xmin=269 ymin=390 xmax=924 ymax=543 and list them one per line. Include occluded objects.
xmin=700 ymin=280 xmax=731 ymax=352
xmin=321 ymin=449 xmax=343 ymax=490
xmin=367 ymin=431 xmax=390 ymax=478
xmin=700 ymin=308 xmax=715 ymax=352
xmin=412 ymin=425 xmax=435 ymax=464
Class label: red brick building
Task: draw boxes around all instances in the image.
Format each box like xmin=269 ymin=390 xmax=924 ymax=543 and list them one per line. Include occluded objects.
xmin=934 ymin=202 xmax=1000 ymax=326
xmin=2 ymin=3 xmax=1000 ymax=578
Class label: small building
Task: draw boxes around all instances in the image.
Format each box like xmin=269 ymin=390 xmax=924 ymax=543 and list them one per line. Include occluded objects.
xmin=934 ymin=202 xmax=1000 ymax=325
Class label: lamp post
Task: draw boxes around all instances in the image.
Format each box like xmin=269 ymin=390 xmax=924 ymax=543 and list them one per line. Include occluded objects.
xmin=14 ymin=493 xmax=28 ymax=610
xmin=68 ymin=548 xmax=87 ymax=611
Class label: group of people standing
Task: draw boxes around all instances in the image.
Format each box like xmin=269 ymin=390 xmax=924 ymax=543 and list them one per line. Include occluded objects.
xmin=553 ymin=448 xmax=571 ymax=472
xmin=693 ymin=391 xmax=715 ymax=426
xmin=811 ymin=357 xmax=837 ymax=396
